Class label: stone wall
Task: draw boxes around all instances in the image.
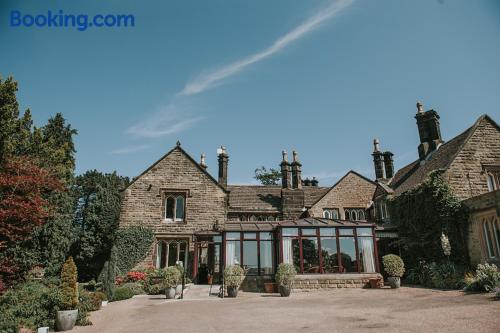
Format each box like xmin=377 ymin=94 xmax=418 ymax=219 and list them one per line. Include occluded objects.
xmin=292 ymin=273 xmax=382 ymax=290
xmin=119 ymin=145 xmax=227 ymax=265
xmin=447 ymin=116 xmax=500 ymax=201
xmin=309 ymin=171 xmax=376 ymax=219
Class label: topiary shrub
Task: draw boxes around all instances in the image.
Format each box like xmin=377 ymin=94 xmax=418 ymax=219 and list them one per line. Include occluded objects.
xmin=114 ymin=225 xmax=154 ymax=274
xmin=223 ymin=265 xmax=245 ymax=288
xmin=76 ymin=287 xmax=93 ymax=326
xmin=382 ymin=254 xmax=405 ymax=277
xmin=163 ymin=266 xmax=181 ymax=289
xmin=89 ymin=291 xmax=106 ymax=310
xmin=98 ymin=246 xmax=120 ymax=300
xmin=275 ymin=263 xmax=297 ymax=287
xmin=60 ymin=257 xmax=78 ymax=310
xmin=112 ymin=286 xmax=135 ymax=301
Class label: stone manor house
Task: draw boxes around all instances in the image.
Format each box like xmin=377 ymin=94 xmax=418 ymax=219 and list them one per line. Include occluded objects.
xmin=119 ymin=103 xmax=499 ymax=290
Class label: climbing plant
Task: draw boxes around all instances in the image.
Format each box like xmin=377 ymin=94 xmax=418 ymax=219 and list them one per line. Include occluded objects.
xmin=389 ymin=170 xmax=469 ymax=270
xmin=114 ymin=225 xmax=154 ymax=274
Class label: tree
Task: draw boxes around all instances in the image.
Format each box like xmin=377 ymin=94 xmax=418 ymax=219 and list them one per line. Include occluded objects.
xmin=0 ymin=157 xmax=62 ymax=285
xmin=254 ymin=166 xmax=281 ymax=185
xmin=73 ymin=171 xmax=129 ymax=280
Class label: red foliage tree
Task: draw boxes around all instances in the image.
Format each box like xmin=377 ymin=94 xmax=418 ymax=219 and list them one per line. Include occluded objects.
xmin=0 ymin=157 xmax=62 ymax=286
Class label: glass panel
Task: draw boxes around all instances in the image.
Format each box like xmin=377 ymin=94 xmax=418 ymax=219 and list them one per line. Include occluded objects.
xmin=357 ymin=238 xmax=376 ymax=272
xmin=213 ymin=235 xmax=222 ymax=243
xmin=165 ymin=197 xmax=174 ymax=219
xmin=321 ymin=237 xmax=339 ymax=273
xmin=242 ymin=241 xmax=258 ymax=275
xmin=323 ymin=210 xmax=330 ymax=219
xmin=282 ymin=228 xmax=298 ymax=236
xmin=178 ymin=242 xmax=187 ymax=267
xmin=339 ymin=237 xmax=357 ymax=272
xmin=260 ymin=232 xmax=273 ymax=240
xmin=226 ymin=232 xmax=240 ymax=240
xmin=243 ymin=232 xmax=257 ymax=240
xmin=345 ymin=210 xmax=351 ymax=220
xmin=292 ymin=239 xmax=301 ymax=273
xmin=332 ymin=210 xmax=339 ymax=219
xmin=338 ymin=228 xmax=354 ymax=236
xmin=320 ymin=228 xmax=335 ymax=237
xmin=158 ymin=242 xmax=167 ymax=268
xmin=301 ymin=228 xmax=317 ymax=236
xmin=225 ymin=240 xmax=241 ymax=265
xmin=175 ymin=196 xmax=184 ymax=220
xmin=302 ymin=237 xmax=320 ymax=273
xmin=357 ymin=228 xmax=373 ymax=236
xmin=260 ymin=241 xmax=273 ymax=275
xmin=168 ymin=242 xmax=178 ymax=267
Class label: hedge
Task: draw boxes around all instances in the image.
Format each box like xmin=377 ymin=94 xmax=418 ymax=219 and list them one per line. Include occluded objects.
xmin=114 ymin=225 xmax=154 ymax=273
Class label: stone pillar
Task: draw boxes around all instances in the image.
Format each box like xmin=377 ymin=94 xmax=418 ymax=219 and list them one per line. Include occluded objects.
xmin=372 ymin=139 xmax=385 ymax=180
xmin=291 ymin=151 xmax=302 ymax=189
xmin=280 ymin=150 xmax=292 ymax=189
xmin=415 ymin=101 xmax=444 ymax=160
xmin=383 ymin=151 xmax=394 ymax=179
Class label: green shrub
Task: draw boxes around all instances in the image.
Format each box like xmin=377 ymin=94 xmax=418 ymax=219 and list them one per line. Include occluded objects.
xmin=60 ymin=257 xmax=78 ymax=310
xmin=428 ymin=262 xmax=465 ymax=289
xmin=145 ymin=283 xmax=165 ymax=295
xmin=163 ymin=266 xmax=181 ymax=288
xmin=143 ymin=268 xmax=166 ymax=294
xmin=98 ymin=246 xmax=120 ymax=300
xmin=406 ymin=260 xmax=432 ymax=286
xmin=76 ymin=287 xmax=93 ymax=326
xmin=89 ymin=291 xmax=106 ymax=310
xmin=223 ymin=265 xmax=245 ymax=288
xmin=114 ymin=225 xmax=154 ymax=274
xmin=464 ymin=263 xmax=500 ymax=292
xmin=120 ymin=282 xmax=144 ymax=295
xmin=112 ymin=286 xmax=134 ymax=301
xmin=275 ymin=263 xmax=297 ymax=287
xmin=382 ymin=254 xmax=405 ymax=277
xmin=0 ymin=280 xmax=62 ymax=332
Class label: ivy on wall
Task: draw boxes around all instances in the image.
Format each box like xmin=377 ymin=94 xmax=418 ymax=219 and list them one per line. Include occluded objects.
xmin=389 ymin=170 xmax=469 ymax=269
xmin=114 ymin=225 xmax=154 ymax=274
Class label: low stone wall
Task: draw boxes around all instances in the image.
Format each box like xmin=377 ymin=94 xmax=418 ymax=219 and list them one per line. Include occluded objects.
xmin=241 ymin=275 xmax=274 ymax=292
xmin=292 ymin=273 xmax=382 ymax=290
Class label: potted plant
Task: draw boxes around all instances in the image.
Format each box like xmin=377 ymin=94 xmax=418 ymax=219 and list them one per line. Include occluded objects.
xmin=264 ymin=281 xmax=276 ymax=293
xmin=275 ymin=263 xmax=297 ymax=297
xmin=382 ymin=254 xmax=405 ymax=288
xmin=56 ymin=257 xmax=79 ymax=331
xmin=224 ymin=265 xmax=245 ymax=297
xmin=163 ymin=266 xmax=181 ymax=299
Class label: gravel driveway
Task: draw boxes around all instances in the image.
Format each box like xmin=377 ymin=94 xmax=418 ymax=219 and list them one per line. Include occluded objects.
xmin=73 ymin=287 xmax=500 ymax=333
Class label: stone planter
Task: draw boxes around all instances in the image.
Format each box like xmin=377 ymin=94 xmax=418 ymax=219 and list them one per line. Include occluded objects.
xmin=279 ymin=285 xmax=291 ymax=297
xmin=56 ymin=309 xmax=78 ymax=331
xmin=387 ymin=277 xmax=401 ymax=289
xmin=101 ymin=300 xmax=108 ymax=307
xmin=175 ymin=284 xmax=183 ymax=295
xmin=37 ymin=328 xmax=49 ymax=333
xmin=165 ymin=287 xmax=176 ymax=299
xmin=227 ymin=286 xmax=238 ymax=297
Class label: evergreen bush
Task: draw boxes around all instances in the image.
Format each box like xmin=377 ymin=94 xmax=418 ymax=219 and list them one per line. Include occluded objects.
xmin=382 ymin=254 xmax=405 ymax=277
xmin=223 ymin=265 xmax=245 ymax=288
xmin=112 ymin=286 xmax=135 ymax=301
xmin=275 ymin=263 xmax=297 ymax=287
xmin=163 ymin=266 xmax=181 ymax=289
xmin=98 ymin=246 xmax=120 ymax=300
xmin=60 ymin=257 xmax=78 ymax=310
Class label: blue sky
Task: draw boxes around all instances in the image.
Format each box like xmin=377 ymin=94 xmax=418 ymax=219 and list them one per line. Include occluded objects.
xmin=1 ymin=0 xmax=499 ymax=185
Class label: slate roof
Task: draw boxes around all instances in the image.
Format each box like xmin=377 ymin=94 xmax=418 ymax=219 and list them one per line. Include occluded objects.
xmin=390 ymin=114 xmax=497 ymax=196
xmin=227 ymin=185 xmax=329 ymax=212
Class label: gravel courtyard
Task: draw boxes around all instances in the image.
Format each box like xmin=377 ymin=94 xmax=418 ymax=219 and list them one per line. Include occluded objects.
xmin=74 ymin=287 xmax=500 ymax=333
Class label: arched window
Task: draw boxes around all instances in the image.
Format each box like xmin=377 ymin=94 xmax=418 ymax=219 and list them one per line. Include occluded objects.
xmin=249 ymin=215 xmax=257 ymax=221
xmin=358 ymin=210 xmax=365 ymax=221
xmin=323 ymin=210 xmax=331 ymax=219
xmin=156 ymin=239 xmax=188 ymax=268
xmin=332 ymin=210 xmax=339 ymax=219
xmin=164 ymin=193 xmax=186 ymax=222
xmin=351 ymin=210 xmax=358 ymax=221
xmin=345 ymin=210 xmax=350 ymax=220
xmin=267 ymin=216 xmax=275 ymax=221
xmin=175 ymin=196 xmax=185 ymax=220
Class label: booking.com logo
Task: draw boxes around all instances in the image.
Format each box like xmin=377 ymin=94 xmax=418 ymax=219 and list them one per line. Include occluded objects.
xmin=10 ymin=10 xmax=135 ymax=31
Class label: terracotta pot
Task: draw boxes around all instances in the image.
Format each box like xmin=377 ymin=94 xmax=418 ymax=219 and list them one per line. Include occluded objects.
xmin=279 ymin=285 xmax=291 ymax=297
xmin=369 ymin=278 xmax=383 ymax=289
xmin=227 ymin=286 xmax=238 ymax=297
xmin=264 ymin=282 xmax=275 ymax=293
xmin=56 ymin=309 xmax=78 ymax=331
xmin=207 ymin=275 xmax=213 ymax=285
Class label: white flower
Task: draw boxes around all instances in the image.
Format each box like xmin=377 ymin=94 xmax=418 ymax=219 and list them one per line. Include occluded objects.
xmin=441 ymin=233 xmax=451 ymax=257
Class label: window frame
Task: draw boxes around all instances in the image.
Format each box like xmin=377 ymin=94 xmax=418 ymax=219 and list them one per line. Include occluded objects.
xmin=163 ymin=192 xmax=187 ymax=223
xmin=155 ymin=239 xmax=189 ymax=268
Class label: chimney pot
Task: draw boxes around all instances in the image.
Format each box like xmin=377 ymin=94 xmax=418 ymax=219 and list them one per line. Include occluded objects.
xmin=416 ymin=101 xmax=424 ymax=113
xmin=373 ymin=138 xmax=380 ymax=152
xmin=200 ymin=153 xmax=207 ymax=169
xmin=217 ymin=146 xmax=228 ymax=187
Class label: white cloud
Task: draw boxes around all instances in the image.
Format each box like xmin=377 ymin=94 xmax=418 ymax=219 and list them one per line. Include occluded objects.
xmin=179 ymin=0 xmax=354 ymax=96
xmin=111 ymin=144 xmax=149 ymax=155
xmin=126 ymin=103 xmax=205 ymax=138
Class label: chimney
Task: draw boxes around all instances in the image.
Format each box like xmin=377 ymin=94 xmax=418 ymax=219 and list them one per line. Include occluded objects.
xmin=311 ymin=177 xmax=319 ymax=187
xmin=200 ymin=153 xmax=207 ymax=169
xmin=280 ymin=150 xmax=292 ymax=189
xmin=383 ymin=151 xmax=394 ymax=179
xmin=303 ymin=178 xmax=311 ymax=186
xmin=291 ymin=150 xmax=302 ymax=189
xmin=372 ymin=139 xmax=385 ymax=180
xmin=415 ymin=101 xmax=444 ymax=160
xmin=217 ymin=146 xmax=228 ymax=187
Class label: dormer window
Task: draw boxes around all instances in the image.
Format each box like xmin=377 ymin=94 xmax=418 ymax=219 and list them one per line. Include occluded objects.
xmin=323 ymin=208 xmax=339 ymax=219
xmin=164 ymin=193 xmax=185 ymax=222
xmin=345 ymin=208 xmax=366 ymax=221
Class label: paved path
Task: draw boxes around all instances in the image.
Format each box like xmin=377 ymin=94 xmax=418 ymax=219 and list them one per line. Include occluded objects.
xmin=183 ymin=284 xmax=222 ymax=300
xmin=73 ymin=287 xmax=500 ymax=333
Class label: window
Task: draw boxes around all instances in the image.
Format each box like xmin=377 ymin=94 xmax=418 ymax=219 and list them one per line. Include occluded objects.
xmin=164 ymin=193 xmax=185 ymax=222
xmin=323 ymin=208 xmax=339 ymax=219
xmin=486 ymin=172 xmax=499 ymax=192
xmin=345 ymin=208 xmax=366 ymax=221
xmin=225 ymin=232 xmax=275 ymax=275
xmin=156 ymin=240 xmax=188 ymax=268
xmin=482 ymin=218 xmax=500 ymax=259
xmin=357 ymin=228 xmax=376 ymax=273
